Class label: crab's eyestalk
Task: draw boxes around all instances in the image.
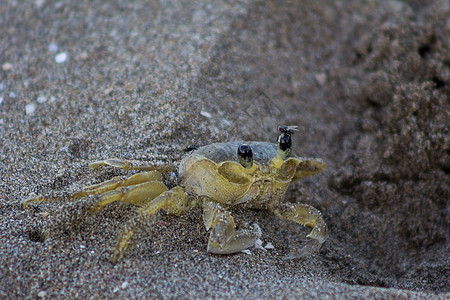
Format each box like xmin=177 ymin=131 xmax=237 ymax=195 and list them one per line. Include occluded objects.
xmin=277 ymin=126 xmax=299 ymax=160
xmin=237 ymin=144 xmax=253 ymax=169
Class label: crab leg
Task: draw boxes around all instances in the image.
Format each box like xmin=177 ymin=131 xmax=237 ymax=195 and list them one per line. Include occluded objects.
xmin=202 ymin=200 xmax=261 ymax=255
xmin=271 ymin=203 xmax=328 ymax=259
xmin=89 ymin=181 xmax=168 ymax=212
xmin=292 ymin=158 xmax=327 ymax=181
xmin=22 ymin=171 xmax=165 ymax=209
xmin=110 ymin=186 xmax=189 ymax=263
xmin=89 ymin=158 xmax=176 ymax=173
xmin=71 ymin=171 xmax=163 ymax=199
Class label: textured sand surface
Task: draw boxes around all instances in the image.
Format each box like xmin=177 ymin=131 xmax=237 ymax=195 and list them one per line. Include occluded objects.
xmin=1 ymin=0 xmax=448 ymax=298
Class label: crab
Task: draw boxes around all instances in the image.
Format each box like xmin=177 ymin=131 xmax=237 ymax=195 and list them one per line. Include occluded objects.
xmin=24 ymin=126 xmax=327 ymax=263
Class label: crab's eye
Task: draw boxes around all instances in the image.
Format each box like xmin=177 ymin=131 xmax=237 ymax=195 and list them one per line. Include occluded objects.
xmin=277 ymin=126 xmax=297 ymax=160
xmin=278 ymin=134 xmax=292 ymax=152
xmin=237 ymin=144 xmax=253 ymax=169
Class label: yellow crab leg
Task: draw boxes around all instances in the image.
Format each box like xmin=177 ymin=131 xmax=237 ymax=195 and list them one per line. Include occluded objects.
xmin=89 ymin=158 xmax=176 ymax=173
xmin=89 ymin=181 xmax=168 ymax=212
xmin=110 ymin=186 xmax=189 ymax=263
xmin=72 ymin=171 xmax=163 ymax=199
xmin=22 ymin=171 xmax=165 ymax=209
xmin=271 ymin=203 xmax=328 ymax=259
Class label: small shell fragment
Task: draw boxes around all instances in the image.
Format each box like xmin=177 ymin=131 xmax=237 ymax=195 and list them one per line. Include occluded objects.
xmin=264 ymin=242 xmax=275 ymax=250
xmin=55 ymin=52 xmax=68 ymax=64
xmin=25 ymin=103 xmax=36 ymax=115
xmin=2 ymin=62 xmax=13 ymax=71
xmin=200 ymin=110 xmax=212 ymax=118
xmin=254 ymin=238 xmax=267 ymax=251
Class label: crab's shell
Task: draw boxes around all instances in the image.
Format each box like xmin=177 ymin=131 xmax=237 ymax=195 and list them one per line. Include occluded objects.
xmin=178 ymin=142 xmax=299 ymax=206
xmin=190 ymin=142 xmax=278 ymax=165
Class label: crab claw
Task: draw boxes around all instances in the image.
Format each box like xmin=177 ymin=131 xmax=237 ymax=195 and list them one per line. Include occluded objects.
xmin=203 ymin=200 xmax=262 ymax=255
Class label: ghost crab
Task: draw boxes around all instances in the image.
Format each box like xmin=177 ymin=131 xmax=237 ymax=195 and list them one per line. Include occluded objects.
xmin=24 ymin=126 xmax=327 ymax=263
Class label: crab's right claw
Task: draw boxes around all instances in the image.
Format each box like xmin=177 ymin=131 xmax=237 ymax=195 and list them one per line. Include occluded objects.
xmin=203 ymin=200 xmax=261 ymax=254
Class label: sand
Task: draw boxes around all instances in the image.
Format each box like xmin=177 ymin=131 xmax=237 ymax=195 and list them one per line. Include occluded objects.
xmin=1 ymin=0 xmax=448 ymax=298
